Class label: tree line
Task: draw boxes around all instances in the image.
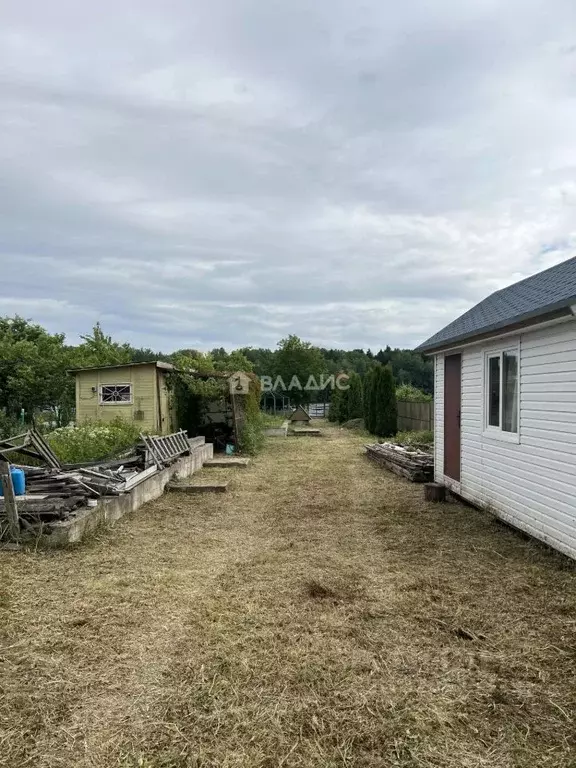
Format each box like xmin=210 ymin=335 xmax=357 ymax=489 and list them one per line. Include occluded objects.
xmin=0 ymin=317 xmax=432 ymax=435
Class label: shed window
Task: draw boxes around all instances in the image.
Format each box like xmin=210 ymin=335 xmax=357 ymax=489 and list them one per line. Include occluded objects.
xmin=484 ymin=348 xmax=519 ymax=435
xmin=99 ymin=384 xmax=132 ymax=404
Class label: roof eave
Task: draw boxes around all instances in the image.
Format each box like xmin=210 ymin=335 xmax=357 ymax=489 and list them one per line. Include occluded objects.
xmin=417 ymin=301 xmax=576 ymax=355
xmin=68 ymin=361 xmax=175 ymax=374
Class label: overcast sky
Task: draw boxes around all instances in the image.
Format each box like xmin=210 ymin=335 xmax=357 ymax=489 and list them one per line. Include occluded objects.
xmin=1 ymin=0 xmax=576 ymax=352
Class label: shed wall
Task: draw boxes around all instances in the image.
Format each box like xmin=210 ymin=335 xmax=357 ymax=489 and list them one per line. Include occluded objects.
xmin=75 ymin=365 xmax=158 ymax=432
xmin=434 ymin=319 xmax=576 ymax=560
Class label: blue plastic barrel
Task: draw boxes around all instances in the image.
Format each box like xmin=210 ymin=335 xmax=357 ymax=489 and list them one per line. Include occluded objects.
xmin=0 ymin=467 xmax=26 ymax=496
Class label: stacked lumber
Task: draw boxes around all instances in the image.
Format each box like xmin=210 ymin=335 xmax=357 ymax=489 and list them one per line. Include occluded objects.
xmin=0 ymin=428 xmax=195 ymax=538
xmin=365 ymin=442 xmax=433 ymax=483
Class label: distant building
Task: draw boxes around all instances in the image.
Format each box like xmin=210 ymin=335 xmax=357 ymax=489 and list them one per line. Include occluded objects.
xmin=69 ymin=361 xmax=175 ymax=435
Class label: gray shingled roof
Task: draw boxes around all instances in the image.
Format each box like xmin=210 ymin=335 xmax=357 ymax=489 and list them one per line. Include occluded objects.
xmin=417 ymin=256 xmax=576 ymax=353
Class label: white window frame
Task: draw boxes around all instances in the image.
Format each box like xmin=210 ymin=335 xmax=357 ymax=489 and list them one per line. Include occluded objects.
xmin=483 ymin=343 xmax=520 ymax=443
xmin=98 ymin=383 xmax=133 ymax=405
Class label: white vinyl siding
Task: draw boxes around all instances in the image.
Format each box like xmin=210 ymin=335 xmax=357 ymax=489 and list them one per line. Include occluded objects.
xmin=436 ymin=319 xmax=576 ymax=560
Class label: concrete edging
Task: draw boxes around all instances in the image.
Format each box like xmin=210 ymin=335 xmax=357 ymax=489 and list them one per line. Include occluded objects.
xmin=263 ymin=420 xmax=289 ymax=437
xmin=43 ymin=442 xmax=214 ymax=547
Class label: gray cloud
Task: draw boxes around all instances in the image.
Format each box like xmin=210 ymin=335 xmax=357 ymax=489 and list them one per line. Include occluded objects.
xmin=1 ymin=0 xmax=576 ymax=352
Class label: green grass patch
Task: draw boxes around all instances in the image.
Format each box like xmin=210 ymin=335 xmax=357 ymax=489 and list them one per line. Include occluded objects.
xmin=393 ymin=429 xmax=434 ymax=447
xmin=260 ymin=412 xmax=287 ymax=427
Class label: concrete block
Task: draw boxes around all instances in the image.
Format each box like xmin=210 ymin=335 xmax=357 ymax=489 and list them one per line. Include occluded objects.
xmin=292 ymin=428 xmax=322 ymax=436
xmin=167 ymin=481 xmax=229 ymax=493
xmin=43 ymin=442 xmax=214 ymax=547
xmin=204 ymin=458 xmax=250 ymax=468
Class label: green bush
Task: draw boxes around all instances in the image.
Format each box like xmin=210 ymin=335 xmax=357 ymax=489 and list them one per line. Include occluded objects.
xmin=328 ymin=378 xmax=351 ymax=424
xmin=0 ymin=411 xmax=23 ymax=441
xmin=347 ymin=372 xmax=363 ymax=420
xmin=396 ymin=384 xmax=432 ymax=402
xmin=364 ymin=365 xmax=397 ymax=437
xmin=328 ymin=386 xmax=342 ymax=422
xmin=237 ymin=374 xmax=264 ymax=455
xmin=238 ymin=418 xmax=265 ymax=455
xmin=46 ymin=418 xmax=142 ymax=464
xmin=260 ymin=412 xmax=286 ymax=427
xmin=374 ymin=365 xmax=397 ymax=437
xmin=363 ymin=368 xmax=375 ymax=434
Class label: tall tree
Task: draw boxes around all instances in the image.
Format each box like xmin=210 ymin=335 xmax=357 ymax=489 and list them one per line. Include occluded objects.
xmin=74 ymin=322 xmax=132 ymax=368
xmin=328 ymin=385 xmax=342 ymax=422
xmin=347 ymin=372 xmax=363 ymax=420
xmin=0 ymin=316 xmax=73 ymax=428
xmin=374 ymin=365 xmax=398 ymax=437
xmin=363 ymin=368 xmax=376 ymax=434
xmin=274 ymin=335 xmax=327 ymax=405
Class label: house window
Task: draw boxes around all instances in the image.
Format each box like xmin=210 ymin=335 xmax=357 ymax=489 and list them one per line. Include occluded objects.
xmin=99 ymin=384 xmax=132 ymax=404
xmin=484 ymin=348 xmax=519 ymax=436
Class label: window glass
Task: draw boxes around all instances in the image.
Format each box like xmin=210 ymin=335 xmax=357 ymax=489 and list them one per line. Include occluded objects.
xmin=100 ymin=384 xmax=132 ymax=403
xmin=488 ymin=356 xmax=500 ymax=427
xmin=502 ymin=352 xmax=518 ymax=433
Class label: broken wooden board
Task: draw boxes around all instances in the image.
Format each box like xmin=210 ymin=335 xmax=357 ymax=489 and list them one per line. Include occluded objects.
xmin=203 ymin=458 xmax=250 ymax=468
xmin=0 ymin=460 xmax=19 ymax=540
xmin=167 ymin=481 xmax=229 ymax=494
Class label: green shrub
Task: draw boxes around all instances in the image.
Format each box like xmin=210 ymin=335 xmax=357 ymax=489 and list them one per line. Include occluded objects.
xmin=237 ymin=374 xmax=264 ymax=455
xmin=396 ymin=384 xmax=432 ymax=402
xmin=364 ymin=365 xmax=397 ymax=437
xmin=337 ymin=384 xmax=349 ymax=423
xmin=260 ymin=412 xmax=286 ymax=427
xmin=0 ymin=411 xmax=23 ymax=441
xmin=46 ymin=418 xmax=141 ymax=464
xmin=347 ymin=372 xmax=363 ymax=420
xmin=374 ymin=365 xmax=397 ymax=437
xmin=328 ymin=386 xmax=342 ymax=422
xmin=363 ymin=369 xmax=375 ymax=434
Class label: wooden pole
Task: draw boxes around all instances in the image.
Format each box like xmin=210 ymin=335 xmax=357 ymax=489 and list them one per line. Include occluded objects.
xmin=424 ymin=482 xmax=446 ymax=503
xmin=0 ymin=461 xmax=20 ymax=540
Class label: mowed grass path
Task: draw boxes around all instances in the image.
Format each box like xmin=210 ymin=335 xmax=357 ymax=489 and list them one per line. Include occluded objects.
xmin=1 ymin=424 xmax=575 ymax=768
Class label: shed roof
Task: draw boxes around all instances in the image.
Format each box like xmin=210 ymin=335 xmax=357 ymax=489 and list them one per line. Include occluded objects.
xmin=417 ymin=256 xmax=576 ymax=353
xmin=68 ymin=361 xmax=175 ymax=374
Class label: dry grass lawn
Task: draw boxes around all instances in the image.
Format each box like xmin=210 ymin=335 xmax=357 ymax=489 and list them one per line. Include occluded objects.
xmin=1 ymin=424 xmax=575 ymax=767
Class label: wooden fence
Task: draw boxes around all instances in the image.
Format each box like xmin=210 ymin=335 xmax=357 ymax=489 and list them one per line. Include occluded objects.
xmin=397 ymin=400 xmax=433 ymax=432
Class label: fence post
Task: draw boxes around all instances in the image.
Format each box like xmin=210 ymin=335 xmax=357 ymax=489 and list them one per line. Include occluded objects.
xmin=0 ymin=461 xmax=20 ymax=541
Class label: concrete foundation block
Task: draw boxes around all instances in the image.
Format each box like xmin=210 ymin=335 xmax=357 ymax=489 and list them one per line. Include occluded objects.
xmin=42 ymin=442 xmax=214 ymax=547
xmin=204 ymin=458 xmax=250 ymax=468
xmin=167 ymin=481 xmax=229 ymax=494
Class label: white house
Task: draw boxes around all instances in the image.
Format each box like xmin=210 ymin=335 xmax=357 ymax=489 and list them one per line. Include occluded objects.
xmin=417 ymin=256 xmax=576 ymax=560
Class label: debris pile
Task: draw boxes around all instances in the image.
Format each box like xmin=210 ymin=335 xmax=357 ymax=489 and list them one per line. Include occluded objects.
xmin=0 ymin=428 xmax=194 ymax=538
xmin=365 ymin=442 xmax=434 ymax=483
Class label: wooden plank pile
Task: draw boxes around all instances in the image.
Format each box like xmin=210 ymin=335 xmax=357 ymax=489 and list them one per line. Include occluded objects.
xmin=365 ymin=442 xmax=433 ymax=483
xmin=0 ymin=429 xmax=195 ymax=539
xmin=0 ymin=429 xmax=61 ymax=468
